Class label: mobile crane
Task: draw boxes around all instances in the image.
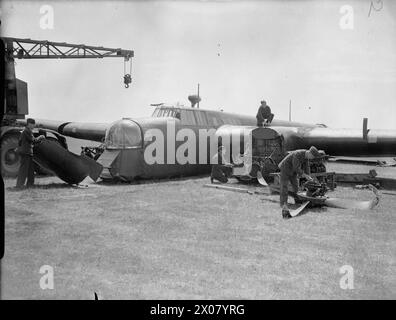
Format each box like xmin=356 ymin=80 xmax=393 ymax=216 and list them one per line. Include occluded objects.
xmin=1 ymin=37 xmax=134 ymax=177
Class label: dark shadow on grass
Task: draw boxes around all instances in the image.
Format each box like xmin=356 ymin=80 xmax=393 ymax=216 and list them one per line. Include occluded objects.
xmin=26 ymin=183 xmax=75 ymax=189
xmin=294 ymin=205 xmax=328 ymax=218
xmin=6 ymin=183 xmax=74 ymax=191
xmin=260 ymin=197 xmax=280 ymax=204
xmin=96 ymin=173 xmax=211 ymax=186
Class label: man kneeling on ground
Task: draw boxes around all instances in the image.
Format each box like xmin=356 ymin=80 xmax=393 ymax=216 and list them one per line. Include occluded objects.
xmin=210 ymin=146 xmax=232 ymax=183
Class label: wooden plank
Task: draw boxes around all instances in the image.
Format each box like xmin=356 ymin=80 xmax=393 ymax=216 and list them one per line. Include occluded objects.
xmin=328 ymin=157 xmax=385 ymax=165
xmin=204 ymin=183 xmax=270 ymax=195
xmin=204 ymin=183 xmax=251 ymax=194
xmin=335 ymin=172 xmax=396 ymax=190
xmin=366 ymin=178 xmax=396 ymax=190
xmin=335 ymin=173 xmax=376 ymax=183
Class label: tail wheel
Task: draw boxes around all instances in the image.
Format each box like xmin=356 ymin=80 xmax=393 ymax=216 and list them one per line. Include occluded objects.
xmin=1 ymin=134 xmax=21 ymax=177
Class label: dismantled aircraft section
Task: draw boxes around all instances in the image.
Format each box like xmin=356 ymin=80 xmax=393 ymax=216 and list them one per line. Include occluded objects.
xmin=206 ymin=152 xmax=381 ymax=218
xmin=33 ymin=139 xmax=103 ymax=185
xmin=9 ymin=108 xmax=393 ymax=219
xmin=13 ymin=106 xmax=396 ymax=185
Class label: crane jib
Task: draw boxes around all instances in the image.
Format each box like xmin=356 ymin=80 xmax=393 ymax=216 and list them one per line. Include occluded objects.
xmin=1 ymin=36 xmax=134 ymax=88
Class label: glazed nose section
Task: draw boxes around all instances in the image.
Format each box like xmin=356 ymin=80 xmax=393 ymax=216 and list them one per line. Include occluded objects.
xmin=104 ymin=118 xmax=143 ymax=149
xmin=98 ymin=119 xmax=143 ymax=180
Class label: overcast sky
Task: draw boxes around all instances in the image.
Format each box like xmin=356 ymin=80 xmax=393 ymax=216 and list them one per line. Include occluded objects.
xmin=1 ymin=0 xmax=396 ymax=129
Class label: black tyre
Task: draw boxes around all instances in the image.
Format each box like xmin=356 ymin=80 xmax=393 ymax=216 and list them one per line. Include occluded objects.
xmin=1 ymin=134 xmax=21 ymax=177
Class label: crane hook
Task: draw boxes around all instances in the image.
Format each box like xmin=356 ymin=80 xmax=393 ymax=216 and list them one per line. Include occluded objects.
xmin=123 ymin=57 xmax=132 ymax=88
xmin=124 ymin=74 xmax=131 ymax=88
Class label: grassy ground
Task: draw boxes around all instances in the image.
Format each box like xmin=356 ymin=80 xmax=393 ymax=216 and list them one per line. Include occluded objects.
xmin=2 ymin=168 xmax=396 ymax=299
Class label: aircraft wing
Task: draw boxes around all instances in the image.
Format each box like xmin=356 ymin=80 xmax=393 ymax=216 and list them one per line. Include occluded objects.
xmin=17 ymin=119 xmax=108 ymax=142
xmin=292 ymin=126 xmax=396 ymax=156
xmin=217 ymin=124 xmax=396 ymax=157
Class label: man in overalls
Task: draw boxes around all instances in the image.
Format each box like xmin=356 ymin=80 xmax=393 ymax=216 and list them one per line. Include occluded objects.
xmin=256 ymin=100 xmax=274 ymax=126
xmin=210 ymin=146 xmax=231 ymax=183
xmin=278 ymin=146 xmax=322 ymax=219
xmin=15 ymin=118 xmax=45 ymax=189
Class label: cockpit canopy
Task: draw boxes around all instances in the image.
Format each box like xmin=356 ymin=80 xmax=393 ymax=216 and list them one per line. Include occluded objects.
xmin=105 ymin=119 xmax=142 ymax=149
xmin=151 ymin=106 xmax=250 ymax=127
xmin=152 ymin=107 xmax=181 ymax=119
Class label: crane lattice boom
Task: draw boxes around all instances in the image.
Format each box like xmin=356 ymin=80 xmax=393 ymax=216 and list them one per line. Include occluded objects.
xmin=2 ymin=37 xmax=134 ymax=60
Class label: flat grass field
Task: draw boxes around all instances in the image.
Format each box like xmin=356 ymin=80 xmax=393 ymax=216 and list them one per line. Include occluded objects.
xmin=2 ymin=163 xmax=396 ymax=299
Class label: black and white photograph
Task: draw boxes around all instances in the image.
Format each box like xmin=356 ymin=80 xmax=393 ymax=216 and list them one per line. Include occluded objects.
xmin=0 ymin=0 xmax=395 ymax=303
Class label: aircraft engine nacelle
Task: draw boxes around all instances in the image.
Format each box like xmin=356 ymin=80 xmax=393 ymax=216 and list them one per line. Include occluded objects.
xmin=215 ymin=125 xmax=287 ymax=178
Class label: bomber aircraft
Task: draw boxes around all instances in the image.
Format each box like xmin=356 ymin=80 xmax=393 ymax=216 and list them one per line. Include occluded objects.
xmin=17 ymin=97 xmax=396 ymax=183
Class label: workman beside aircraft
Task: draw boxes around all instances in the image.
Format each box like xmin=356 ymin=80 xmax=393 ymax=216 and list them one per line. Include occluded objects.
xmin=278 ymin=146 xmax=322 ymax=219
xmin=15 ymin=118 xmax=45 ymax=189
xmin=210 ymin=146 xmax=231 ymax=183
xmin=256 ymin=100 xmax=274 ymax=126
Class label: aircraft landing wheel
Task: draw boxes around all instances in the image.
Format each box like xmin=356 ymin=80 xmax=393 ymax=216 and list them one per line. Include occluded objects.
xmin=1 ymin=134 xmax=21 ymax=177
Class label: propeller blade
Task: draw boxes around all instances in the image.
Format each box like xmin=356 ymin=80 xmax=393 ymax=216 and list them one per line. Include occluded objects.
xmin=324 ymin=184 xmax=380 ymax=210
xmin=257 ymin=171 xmax=268 ymax=186
xmin=289 ymin=201 xmax=310 ymax=217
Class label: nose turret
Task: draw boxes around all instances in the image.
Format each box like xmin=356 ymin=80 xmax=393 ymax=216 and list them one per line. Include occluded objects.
xmin=104 ymin=119 xmax=143 ymax=149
